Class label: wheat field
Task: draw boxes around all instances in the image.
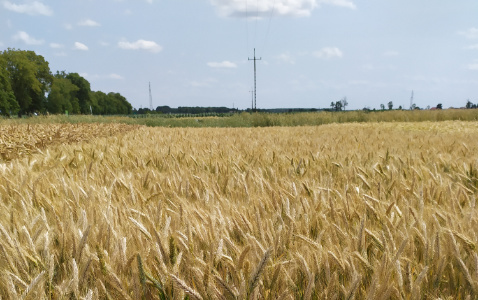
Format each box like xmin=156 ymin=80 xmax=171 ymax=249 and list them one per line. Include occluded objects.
xmin=1 ymin=121 xmax=478 ymax=299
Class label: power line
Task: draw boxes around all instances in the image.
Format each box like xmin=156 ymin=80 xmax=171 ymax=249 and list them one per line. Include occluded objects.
xmin=261 ymin=0 xmax=276 ymax=55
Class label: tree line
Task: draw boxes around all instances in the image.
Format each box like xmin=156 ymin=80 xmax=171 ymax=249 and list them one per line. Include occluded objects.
xmin=0 ymin=48 xmax=132 ymax=116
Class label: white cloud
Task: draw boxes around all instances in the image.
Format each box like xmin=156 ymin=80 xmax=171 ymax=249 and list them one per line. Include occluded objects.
xmin=78 ymin=19 xmax=101 ymax=27
xmin=276 ymin=52 xmax=295 ymax=64
xmin=467 ymin=63 xmax=478 ymax=70
xmin=108 ymin=73 xmax=124 ymax=80
xmin=3 ymin=1 xmax=53 ymax=16
xmin=465 ymin=44 xmax=478 ymax=50
xmin=313 ymin=47 xmax=343 ymax=59
xmin=190 ymin=78 xmax=217 ymax=87
xmin=459 ymin=27 xmax=478 ymax=39
xmin=210 ymin=0 xmax=318 ymax=18
xmin=318 ymin=0 xmax=356 ymax=9
xmin=207 ymin=61 xmax=237 ymax=68
xmin=13 ymin=31 xmax=43 ymax=45
xmin=118 ymin=39 xmax=162 ymax=53
xmin=383 ymin=50 xmax=399 ymax=57
xmin=210 ymin=0 xmax=355 ymax=18
xmin=50 ymin=42 xmax=64 ymax=48
xmin=74 ymin=42 xmax=89 ymax=51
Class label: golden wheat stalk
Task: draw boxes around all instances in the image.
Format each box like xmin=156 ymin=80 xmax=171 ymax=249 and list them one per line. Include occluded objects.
xmin=171 ymin=274 xmax=203 ymax=300
xmin=248 ymin=248 xmax=272 ymax=296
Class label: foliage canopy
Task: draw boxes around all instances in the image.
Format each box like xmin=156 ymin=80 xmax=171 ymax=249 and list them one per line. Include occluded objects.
xmin=0 ymin=48 xmax=132 ymax=116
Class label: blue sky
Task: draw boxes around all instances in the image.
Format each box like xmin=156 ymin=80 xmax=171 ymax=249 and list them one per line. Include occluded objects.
xmin=1 ymin=0 xmax=478 ymax=110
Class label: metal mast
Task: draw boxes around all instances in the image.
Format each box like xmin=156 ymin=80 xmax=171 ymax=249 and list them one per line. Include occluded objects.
xmin=250 ymin=89 xmax=254 ymax=110
xmin=149 ymin=82 xmax=153 ymax=111
xmin=248 ymin=48 xmax=261 ymax=110
xmin=410 ymin=90 xmax=414 ymax=110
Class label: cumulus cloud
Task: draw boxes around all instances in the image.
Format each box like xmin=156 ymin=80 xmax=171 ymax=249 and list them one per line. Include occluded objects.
xmin=50 ymin=42 xmax=64 ymax=48
xmin=313 ymin=47 xmax=343 ymax=59
xmin=78 ymin=19 xmax=101 ymax=27
xmin=459 ymin=27 xmax=478 ymax=39
xmin=276 ymin=52 xmax=295 ymax=64
xmin=118 ymin=39 xmax=162 ymax=53
xmin=210 ymin=0 xmax=356 ymax=18
xmin=74 ymin=42 xmax=89 ymax=51
xmin=108 ymin=73 xmax=124 ymax=80
xmin=207 ymin=61 xmax=237 ymax=68
xmin=210 ymin=0 xmax=318 ymax=18
xmin=383 ymin=50 xmax=399 ymax=57
xmin=465 ymin=44 xmax=478 ymax=50
xmin=3 ymin=1 xmax=53 ymax=16
xmin=318 ymin=0 xmax=356 ymax=9
xmin=13 ymin=31 xmax=43 ymax=45
xmin=468 ymin=63 xmax=478 ymax=70
xmin=190 ymin=78 xmax=217 ymax=87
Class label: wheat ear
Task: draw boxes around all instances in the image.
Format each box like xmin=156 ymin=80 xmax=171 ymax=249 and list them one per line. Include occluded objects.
xmin=248 ymin=248 xmax=272 ymax=296
xmin=21 ymin=271 xmax=45 ymax=299
xmin=171 ymin=274 xmax=203 ymax=300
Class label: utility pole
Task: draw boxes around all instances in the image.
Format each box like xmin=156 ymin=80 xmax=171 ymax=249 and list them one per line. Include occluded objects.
xmin=149 ymin=82 xmax=153 ymax=111
xmin=248 ymin=48 xmax=261 ymax=111
xmin=250 ymin=89 xmax=254 ymax=110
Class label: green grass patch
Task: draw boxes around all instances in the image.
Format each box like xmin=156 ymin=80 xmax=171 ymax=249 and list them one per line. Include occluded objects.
xmin=2 ymin=109 xmax=478 ymax=127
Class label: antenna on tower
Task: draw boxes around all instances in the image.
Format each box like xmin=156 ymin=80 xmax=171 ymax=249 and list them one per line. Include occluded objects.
xmin=410 ymin=90 xmax=414 ymax=110
xmin=149 ymin=82 xmax=153 ymax=111
xmin=248 ymin=48 xmax=261 ymax=111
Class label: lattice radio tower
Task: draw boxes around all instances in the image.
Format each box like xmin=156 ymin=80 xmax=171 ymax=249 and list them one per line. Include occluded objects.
xmin=149 ymin=82 xmax=153 ymax=111
xmin=410 ymin=90 xmax=414 ymax=110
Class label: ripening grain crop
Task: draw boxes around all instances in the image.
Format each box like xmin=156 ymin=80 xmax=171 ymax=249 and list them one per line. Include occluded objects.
xmin=0 ymin=121 xmax=478 ymax=299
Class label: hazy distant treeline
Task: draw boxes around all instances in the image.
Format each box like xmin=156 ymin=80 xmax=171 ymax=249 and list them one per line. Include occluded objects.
xmin=0 ymin=48 xmax=132 ymax=116
xmin=135 ymin=106 xmax=239 ymax=114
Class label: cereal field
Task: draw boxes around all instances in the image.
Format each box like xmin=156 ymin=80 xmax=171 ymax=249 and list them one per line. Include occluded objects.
xmin=1 ymin=121 xmax=478 ymax=299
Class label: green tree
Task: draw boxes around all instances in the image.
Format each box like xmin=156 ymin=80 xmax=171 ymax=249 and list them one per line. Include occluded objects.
xmin=90 ymin=91 xmax=108 ymax=114
xmin=466 ymin=100 xmax=475 ymax=109
xmin=1 ymin=49 xmax=52 ymax=114
xmin=107 ymin=92 xmax=132 ymax=115
xmin=47 ymin=72 xmax=80 ymax=114
xmin=388 ymin=101 xmax=393 ymax=110
xmin=66 ymin=73 xmax=91 ymax=114
xmin=334 ymin=101 xmax=343 ymax=111
xmin=0 ymin=55 xmax=20 ymax=116
xmin=436 ymin=103 xmax=443 ymax=109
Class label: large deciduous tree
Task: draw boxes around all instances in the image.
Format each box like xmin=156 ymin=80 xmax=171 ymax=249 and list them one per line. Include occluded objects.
xmin=0 ymin=55 xmax=20 ymax=116
xmin=1 ymin=49 xmax=52 ymax=114
xmin=47 ymin=71 xmax=80 ymax=114
xmin=66 ymin=73 xmax=91 ymax=114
